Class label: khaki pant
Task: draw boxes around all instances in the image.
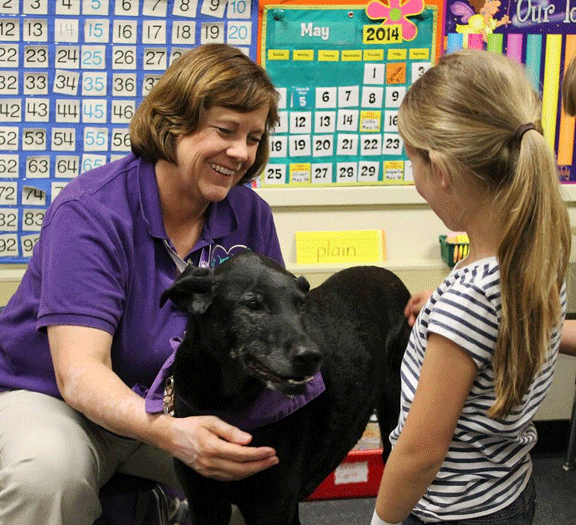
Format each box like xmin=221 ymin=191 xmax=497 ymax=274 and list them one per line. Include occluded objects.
xmin=0 ymin=390 xmax=245 ymax=525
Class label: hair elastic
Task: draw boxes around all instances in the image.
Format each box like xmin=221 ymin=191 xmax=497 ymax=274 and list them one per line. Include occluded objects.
xmin=514 ymin=123 xmax=536 ymax=142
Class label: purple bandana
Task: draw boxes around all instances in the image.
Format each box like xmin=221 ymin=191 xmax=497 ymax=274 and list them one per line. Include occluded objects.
xmin=134 ymin=338 xmax=325 ymax=431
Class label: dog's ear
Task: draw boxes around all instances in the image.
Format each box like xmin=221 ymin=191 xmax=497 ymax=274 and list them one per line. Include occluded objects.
xmin=295 ymin=275 xmax=310 ymax=293
xmin=160 ymin=265 xmax=215 ymax=314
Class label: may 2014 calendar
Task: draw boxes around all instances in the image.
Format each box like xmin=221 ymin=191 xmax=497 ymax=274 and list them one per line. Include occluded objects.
xmin=0 ymin=0 xmax=255 ymax=263
xmin=258 ymin=0 xmax=444 ymax=188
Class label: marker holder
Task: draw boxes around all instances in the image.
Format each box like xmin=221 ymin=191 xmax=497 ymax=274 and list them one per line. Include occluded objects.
xmin=439 ymin=234 xmax=469 ymax=268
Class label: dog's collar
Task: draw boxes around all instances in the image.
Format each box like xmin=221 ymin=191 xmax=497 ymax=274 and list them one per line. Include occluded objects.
xmin=168 ymin=372 xmax=325 ymax=431
xmin=163 ymin=375 xmax=175 ymax=416
xmin=136 ymin=337 xmax=326 ymax=431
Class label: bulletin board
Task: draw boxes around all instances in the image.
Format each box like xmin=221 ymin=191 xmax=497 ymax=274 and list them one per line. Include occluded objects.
xmin=257 ymin=0 xmax=444 ymax=188
xmin=0 ymin=0 xmax=258 ymax=263
xmin=444 ymin=0 xmax=576 ymax=182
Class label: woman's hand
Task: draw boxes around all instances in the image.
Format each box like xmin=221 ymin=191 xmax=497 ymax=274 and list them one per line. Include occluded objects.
xmin=169 ymin=415 xmax=279 ymax=481
xmin=404 ymin=290 xmax=433 ymax=327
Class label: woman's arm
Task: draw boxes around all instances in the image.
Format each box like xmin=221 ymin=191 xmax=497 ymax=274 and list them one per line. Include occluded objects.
xmin=373 ymin=333 xmax=477 ymax=523
xmin=404 ymin=290 xmax=433 ymax=327
xmin=48 ymin=324 xmax=278 ymax=481
xmin=560 ymin=319 xmax=576 ymax=357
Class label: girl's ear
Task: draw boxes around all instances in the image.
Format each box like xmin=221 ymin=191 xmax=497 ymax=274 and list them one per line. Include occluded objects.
xmin=428 ymin=150 xmax=453 ymax=192
xmin=437 ymin=165 xmax=452 ymax=190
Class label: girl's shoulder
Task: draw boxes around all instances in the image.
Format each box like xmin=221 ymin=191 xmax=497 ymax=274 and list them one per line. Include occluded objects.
xmin=426 ymin=257 xmax=501 ymax=368
xmin=441 ymin=256 xmax=500 ymax=298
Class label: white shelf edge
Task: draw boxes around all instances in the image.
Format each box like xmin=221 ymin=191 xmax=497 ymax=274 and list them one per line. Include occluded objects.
xmin=561 ymin=184 xmax=576 ymax=203
xmin=256 ymin=183 xmax=576 ymax=208
xmin=0 ymin=268 xmax=26 ymax=281
xmin=255 ymin=185 xmax=427 ymax=207
xmin=286 ymin=259 xmax=448 ymax=273
xmin=0 ymin=260 xmax=451 ymax=280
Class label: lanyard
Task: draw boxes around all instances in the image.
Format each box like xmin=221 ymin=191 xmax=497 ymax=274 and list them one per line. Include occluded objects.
xmin=164 ymin=240 xmax=211 ymax=273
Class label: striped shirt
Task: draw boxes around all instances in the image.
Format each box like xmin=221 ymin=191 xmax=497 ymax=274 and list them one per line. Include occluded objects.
xmin=390 ymin=257 xmax=564 ymax=522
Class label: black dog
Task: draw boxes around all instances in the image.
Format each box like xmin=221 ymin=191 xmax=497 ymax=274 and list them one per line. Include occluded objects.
xmin=160 ymin=250 xmax=411 ymax=525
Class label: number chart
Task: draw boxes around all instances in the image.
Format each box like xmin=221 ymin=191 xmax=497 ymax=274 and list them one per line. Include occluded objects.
xmin=0 ymin=0 xmax=256 ymax=263
xmin=258 ymin=0 xmax=444 ymax=188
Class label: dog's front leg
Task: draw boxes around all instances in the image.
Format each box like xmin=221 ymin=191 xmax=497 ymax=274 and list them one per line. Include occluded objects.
xmin=239 ymin=503 xmax=302 ymax=525
xmin=232 ymin=468 xmax=303 ymax=525
xmin=188 ymin=500 xmax=232 ymax=525
xmin=174 ymin=460 xmax=232 ymax=525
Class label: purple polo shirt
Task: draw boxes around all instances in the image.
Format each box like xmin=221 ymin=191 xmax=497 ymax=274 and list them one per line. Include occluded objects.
xmin=0 ymin=154 xmax=283 ymax=398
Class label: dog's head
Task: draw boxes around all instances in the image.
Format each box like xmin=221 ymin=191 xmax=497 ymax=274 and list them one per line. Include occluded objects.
xmin=161 ymin=251 xmax=321 ymax=395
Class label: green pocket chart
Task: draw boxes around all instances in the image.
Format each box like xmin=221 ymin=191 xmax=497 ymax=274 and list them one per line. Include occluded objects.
xmin=259 ymin=1 xmax=442 ymax=187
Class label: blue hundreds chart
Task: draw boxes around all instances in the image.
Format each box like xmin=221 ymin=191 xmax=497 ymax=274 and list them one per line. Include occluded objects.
xmin=0 ymin=0 xmax=256 ymax=262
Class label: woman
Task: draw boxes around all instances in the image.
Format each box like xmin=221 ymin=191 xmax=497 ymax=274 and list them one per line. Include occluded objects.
xmin=0 ymin=44 xmax=282 ymax=524
xmin=558 ymin=53 xmax=576 ymax=357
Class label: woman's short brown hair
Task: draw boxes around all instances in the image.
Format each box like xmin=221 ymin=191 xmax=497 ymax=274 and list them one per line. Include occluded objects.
xmin=130 ymin=44 xmax=279 ymax=184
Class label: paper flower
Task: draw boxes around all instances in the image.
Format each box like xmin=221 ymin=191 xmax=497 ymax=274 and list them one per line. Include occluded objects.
xmin=366 ymin=0 xmax=425 ymax=41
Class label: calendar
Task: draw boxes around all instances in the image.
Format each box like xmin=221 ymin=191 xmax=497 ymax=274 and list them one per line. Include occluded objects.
xmin=258 ymin=0 xmax=444 ymax=188
xmin=0 ymin=0 xmax=257 ymax=262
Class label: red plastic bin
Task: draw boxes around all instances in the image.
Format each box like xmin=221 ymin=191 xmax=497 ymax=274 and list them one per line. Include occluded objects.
xmin=307 ymin=449 xmax=384 ymax=500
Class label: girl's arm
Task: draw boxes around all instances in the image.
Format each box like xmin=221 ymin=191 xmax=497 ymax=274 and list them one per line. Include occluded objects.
xmin=373 ymin=333 xmax=478 ymax=523
xmin=48 ymin=324 xmax=279 ymax=481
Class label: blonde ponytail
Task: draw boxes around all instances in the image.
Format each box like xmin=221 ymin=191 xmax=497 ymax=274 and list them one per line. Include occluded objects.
xmin=491 ymin=130 xmax=570 ymax=417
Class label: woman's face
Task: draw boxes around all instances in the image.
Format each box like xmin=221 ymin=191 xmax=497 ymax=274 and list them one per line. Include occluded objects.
xmin=173 ymin=104 xmax=268 ymax=205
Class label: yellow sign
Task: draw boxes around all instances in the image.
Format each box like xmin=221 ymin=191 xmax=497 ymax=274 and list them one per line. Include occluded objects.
xmin=363 ymin=49 xmax=384 ymax=61
xmin=409 ymin=48 xmax=430 ymax=60
xmin=363 ymin=24 xmax=402 ymax=45
xmin=360 ymin=110 xmax=381 ymax=132
xmin=267 ymin=49 xmax=290 ymax=60
xmin=293 ymin=49 xmax=314 ymax=61
xmin=296 ymin=230 xmax=386 ymax=265
xmin=318 ymin=50 xmax=340 ymax=61
xmin=388 ymin=48 xmax=407 ymax=60
xmin=342 ymin=50 xmax=362 ymax=61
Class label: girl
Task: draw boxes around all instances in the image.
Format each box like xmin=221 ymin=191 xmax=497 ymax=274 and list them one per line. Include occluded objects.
xmin=371 ymin=49 xmax=571 ymax=524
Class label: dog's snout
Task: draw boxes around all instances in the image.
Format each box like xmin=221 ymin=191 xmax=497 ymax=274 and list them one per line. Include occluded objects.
xmin=292 ymin=345 xmax=321 ymax=372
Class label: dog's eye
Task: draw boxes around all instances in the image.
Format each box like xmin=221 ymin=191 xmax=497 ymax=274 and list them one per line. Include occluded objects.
xmin=243 ymin=297 xmax=264 ymax=311
xmin=293 ymin=296 xmax=305 ymax=308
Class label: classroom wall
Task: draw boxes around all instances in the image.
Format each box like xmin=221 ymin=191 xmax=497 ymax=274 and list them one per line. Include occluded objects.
xmin=0 ymin=0 xmax=573 ymax=423
xmin=1 ymin=184 xmax=574 ymax=421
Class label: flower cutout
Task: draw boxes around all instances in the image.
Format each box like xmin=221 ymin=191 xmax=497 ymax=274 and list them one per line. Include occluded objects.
xmin=366 ymin=0 xmax=425 ymax=41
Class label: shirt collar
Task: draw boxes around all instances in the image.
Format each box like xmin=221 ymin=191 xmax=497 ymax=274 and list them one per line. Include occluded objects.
xmin=137 ymin=156 xmax=240 ymax=254
xmin=137 ymin=155 xmax=167 ymax=239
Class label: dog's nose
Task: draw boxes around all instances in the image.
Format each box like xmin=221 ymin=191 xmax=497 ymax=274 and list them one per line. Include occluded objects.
xmin=292 ymin=345 xmax=321 ymax=372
